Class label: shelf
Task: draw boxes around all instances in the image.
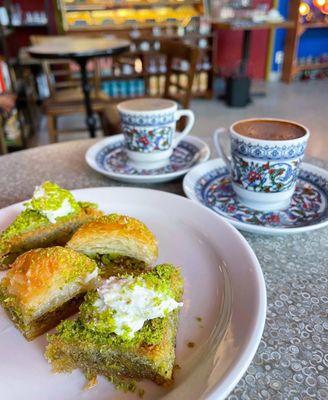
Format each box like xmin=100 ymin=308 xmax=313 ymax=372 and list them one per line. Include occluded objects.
xmin=295 ymin=62 xmax=328 ymax=72
xmin=8 ymin=23 xmax=48 ymax=28
xmin=67 ymin=20 xmax=187 ymax=31
xmin=65 ymin=0 xmax=202 ymax=11
xmin=211 ymin=20 xmax=295 ymax=31
xmin=99 ymin=67 xmax=211 ymax=81
xmin=282 ymin=0 xmax=328 ymax=83
xmin=301 ymin=21 xmax=328 ymax=29
xmin=132 ymin=33 xmax=213 ymax=40
xmin=191 ymin=89 xmax=212 ymax=98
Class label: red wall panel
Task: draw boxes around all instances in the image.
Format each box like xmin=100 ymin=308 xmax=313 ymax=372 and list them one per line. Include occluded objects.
xmin=215 ymin=0 xmax=273 ymax=79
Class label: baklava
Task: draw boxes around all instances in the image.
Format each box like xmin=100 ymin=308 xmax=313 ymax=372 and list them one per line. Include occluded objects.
xmin=0 ymin=181 xmax=103 ymax=269
xmin=46 ymin=264 xmax=183 ymax=388
xmin=0 ymin=246 xmax=99 ymax=340
xmin=67 ymin=214 xmax=158 ymax=276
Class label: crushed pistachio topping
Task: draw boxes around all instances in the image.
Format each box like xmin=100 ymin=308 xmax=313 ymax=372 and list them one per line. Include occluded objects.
xmin=80 ymin=265 xmax=183 ymax=340
xmin=24 ymin=181 xmax=80 ymax=223
xmin=0 ymin=209 xmax=48 ymax=245
xmin=83 ymin=275 xmax=182 ymax=339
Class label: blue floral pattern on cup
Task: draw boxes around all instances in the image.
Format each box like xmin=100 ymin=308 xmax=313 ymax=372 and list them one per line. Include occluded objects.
xmin=194 ymin=166 xmax=328 ymax=228
xmin=123 ymin=126 xmax=173 ymax=153
xmin=120 ymin=112 xmax=174 ymax=126
xmin=231 ymin=155 xmax=301 ymax=193
xmin=231 ymin=137 xmax=307 ymax=160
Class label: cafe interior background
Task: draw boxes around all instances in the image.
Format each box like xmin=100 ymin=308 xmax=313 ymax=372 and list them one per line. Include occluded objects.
xmin=0 ymin=0 xmax=327 ymax=159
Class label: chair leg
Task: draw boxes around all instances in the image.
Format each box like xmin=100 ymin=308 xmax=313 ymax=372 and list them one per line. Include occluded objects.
xmin=97 ymin=111 xmax=106 ymax=136
xmin=47 ymin=115 xmax=58 ymax=143
xmin=0 ymin=128 xmax=7 ymax=155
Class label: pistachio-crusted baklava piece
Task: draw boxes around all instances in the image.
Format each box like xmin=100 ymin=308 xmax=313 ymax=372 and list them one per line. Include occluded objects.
xmin=67 ymin=214 xmax=158 ymax=277
xmin=0 ymin=181 xmax=103 ymax=269
xmin=0 ymin=246 xmax=99 ymax=340
xmin=46 ymin=264 xmax=183 ymax=387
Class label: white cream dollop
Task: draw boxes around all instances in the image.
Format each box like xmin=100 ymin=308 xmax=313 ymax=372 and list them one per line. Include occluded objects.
xmin=38 ymin=197 xmax=73 ymax=223
xmin=94 ymin=276 xmax=183 ymax=338
xmin=26 ymin=183 xmax=75 ymax=223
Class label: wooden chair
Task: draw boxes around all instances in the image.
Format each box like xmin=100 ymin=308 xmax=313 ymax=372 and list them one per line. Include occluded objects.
xmin=30 ymin=35 xmax=109 ymax=143
xmin=102 ymin=40 xmax=199 ymax=135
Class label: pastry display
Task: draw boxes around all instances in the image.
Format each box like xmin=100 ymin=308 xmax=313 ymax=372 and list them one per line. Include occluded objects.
xmin=0 ymin=246 xmax=99 ymax=341
xmin=0 ymin=181 xmax=103 ymax=269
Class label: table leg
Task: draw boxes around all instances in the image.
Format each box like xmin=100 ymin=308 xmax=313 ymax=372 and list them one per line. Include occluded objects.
xmin=240 ymin=29 xmax=251 ymax=76
xmin=78 ymin=58 xmax=97 ymax=138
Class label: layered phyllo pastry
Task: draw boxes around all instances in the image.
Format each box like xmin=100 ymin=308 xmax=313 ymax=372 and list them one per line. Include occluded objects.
xmin=46 ymin=264 xmax=183 ymax=388
xmin=0 ymin=246 xmax=99 ymax=341
xmin=0 ymin=181 xmax=103 ymax=269
xmin=67 ymin=214 xmax=158 ymax=276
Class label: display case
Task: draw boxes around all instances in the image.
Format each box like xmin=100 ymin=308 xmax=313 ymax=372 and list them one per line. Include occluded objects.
xmin=56 ymin=0 xmax=204 ymax=31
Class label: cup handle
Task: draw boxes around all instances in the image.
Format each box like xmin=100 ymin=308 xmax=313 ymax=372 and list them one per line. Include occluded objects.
xmin=172 ymin=109 xmax=195 ymax=147
xmin=213 ymin=128 xmax=231 ymax=172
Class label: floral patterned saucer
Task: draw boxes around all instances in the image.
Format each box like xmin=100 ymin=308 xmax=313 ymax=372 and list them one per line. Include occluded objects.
xmin=86 ymin=134 xmax=210 ymax=183
xmin=183 ymin=158 xmax=328 ymax=235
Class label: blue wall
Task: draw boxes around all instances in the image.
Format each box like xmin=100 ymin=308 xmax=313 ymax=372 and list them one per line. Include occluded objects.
xmin=271 ymin=0 xmax=328 ymax=72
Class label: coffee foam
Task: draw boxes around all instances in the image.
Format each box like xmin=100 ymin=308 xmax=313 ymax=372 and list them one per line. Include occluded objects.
xmin=118 ymin=98 xmax=176 ymax=112
xmin=233 ymin=120 xmax=306 ymax=141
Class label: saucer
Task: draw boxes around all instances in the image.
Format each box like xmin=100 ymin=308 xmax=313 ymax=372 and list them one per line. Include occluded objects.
xmin=183 ymin=158 xmax=328 ymax=235
xmin=86 ymin=134 xmax=210 ymax=183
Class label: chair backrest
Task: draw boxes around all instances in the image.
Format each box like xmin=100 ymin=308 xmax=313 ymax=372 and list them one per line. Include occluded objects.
xmin=160 ymin=40 xmax=199 ymax=109
xmin=30 ymin=35 xmax=102 ymax=97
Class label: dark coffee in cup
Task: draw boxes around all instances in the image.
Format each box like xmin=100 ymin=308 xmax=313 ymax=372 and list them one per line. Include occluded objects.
xmin=233 ymin=119 xmax=306 ymax=141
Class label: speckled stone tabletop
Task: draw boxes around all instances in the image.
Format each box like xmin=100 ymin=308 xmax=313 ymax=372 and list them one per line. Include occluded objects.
xmin=1 ymin=139 xmax=328 ymax=400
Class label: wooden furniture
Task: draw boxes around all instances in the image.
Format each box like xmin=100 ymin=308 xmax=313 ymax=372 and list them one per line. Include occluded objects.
xmin=52 ymin=0 xmax=213 ymax=99
xmin=102 ymin=39 xmax=199 ymax=135
xmin=282 ymin=0 xmax=328 ymax=83
xmin=28 ymin=36 xmax=130 ymax=141
xmin=0 ymin=0 xmax=46 ymax=151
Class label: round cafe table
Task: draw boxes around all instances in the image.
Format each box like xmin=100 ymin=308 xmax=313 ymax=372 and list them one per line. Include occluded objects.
xmin=28 ymin=37 xmax=130 ymax=138
xmin=2 ymin=140 xmax=328 ymax=399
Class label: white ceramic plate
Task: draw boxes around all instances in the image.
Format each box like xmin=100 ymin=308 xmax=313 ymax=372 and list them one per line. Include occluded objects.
xmin=183 ymin=159 xmax=328 ymax=235
xmin=85 ymin=135 xmax=210 ymax=184
xmin=0 ymin=188 xmax=266 ymax=400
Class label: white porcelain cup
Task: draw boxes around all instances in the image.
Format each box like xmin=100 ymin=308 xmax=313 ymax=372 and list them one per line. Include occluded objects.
xmin=214 ymin=118 xmax=310 ymax=211
xmin=117 ymin=98 xmax=195 ymax=166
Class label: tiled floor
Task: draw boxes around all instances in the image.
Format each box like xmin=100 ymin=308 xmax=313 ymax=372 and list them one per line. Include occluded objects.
xmin=30 ymin=80 xmax=328 ymax=161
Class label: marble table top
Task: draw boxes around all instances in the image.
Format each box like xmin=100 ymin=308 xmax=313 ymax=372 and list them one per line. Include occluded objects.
xmin=1 ymin=139 xmax=328 ymax=400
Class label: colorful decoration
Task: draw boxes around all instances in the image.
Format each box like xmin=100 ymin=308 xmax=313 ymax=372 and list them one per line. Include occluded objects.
xmin=194 ymin=166 xmax=328 ymax=229
xmin=299 ymin=0 xmax=328 ymax=21
xmin=95 ymin=139 xmax=199 ymax=176
xmin=299 ymin=2 xmax=311 ymax=16
xmin=229 ymin=136 xmax=306 ymax=194
xmin=231 ymin=155 xmax=299 ymax=193
xmin=313 ymin=0 xmax=326 ymax=7
xmin=123 ymin=126 xmax=173 ymax=153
